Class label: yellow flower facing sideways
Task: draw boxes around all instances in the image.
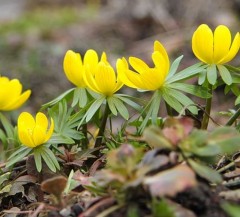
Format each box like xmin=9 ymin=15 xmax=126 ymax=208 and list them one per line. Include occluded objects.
xmin=117 ymin=40 xmax=170 ymax=91
xmin=192 ymin=24 xmax=240 ymax=65
xmin=0 ymin=76 xmax=31 ymax=111
xmin=63 ymin=50 xmax=86 ymax=87
xmin=83 ymin=49 xmax=123 ymax=96
xmin=18 ymin=112 xmax=54 ymax=148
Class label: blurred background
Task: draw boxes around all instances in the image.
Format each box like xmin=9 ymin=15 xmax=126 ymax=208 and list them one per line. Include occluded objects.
xmin=0 ymin=0 xmax=239 ymax=115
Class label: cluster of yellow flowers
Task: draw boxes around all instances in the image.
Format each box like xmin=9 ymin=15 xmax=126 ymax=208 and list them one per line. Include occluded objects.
xmin=0 ymin=24 xmax=239 ymax=149
xmin=64 ymin=24 xmax=239 ymax=95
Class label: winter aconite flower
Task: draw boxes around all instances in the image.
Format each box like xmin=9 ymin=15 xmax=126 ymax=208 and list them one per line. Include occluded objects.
xmin=63 ymin=50 xmax=86 ymax=87
xmin=83 ymin=50 xmax=123 ymax=96
xmin=0 ymin=76 xmax=31 ymax=111
xmin=192 ymin=24 xmax=240 ymax=65
xmin=117 ymin=40 xmax=170 ymax=91
xmin=18 ymin=112 xmax=54 ymax=148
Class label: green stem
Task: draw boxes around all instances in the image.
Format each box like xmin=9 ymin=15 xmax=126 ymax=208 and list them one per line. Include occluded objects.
xmin=95 ymin=103 xmax=110 ymax=147
xmin=201 ymin=85 xmax=213 ymax=129
xmin=226 ymin=107 xmax=240 ymax=126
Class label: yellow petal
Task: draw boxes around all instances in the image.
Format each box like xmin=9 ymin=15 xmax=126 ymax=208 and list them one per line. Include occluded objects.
xmin=152 ymin=51 xmax=169 ymax=78
xmin=0 ymin=79 xmax=22 ymax=109
xmin=83 ymin=65 xmax=102 ymax=94
xmin=45 ymin=117 xmax=54 ymax=142
xmin=117 ymin=58 xmax=140 ymax=89
xmin=18 ymin=112 xmax=35 ymax=131
xmin=218 ymin=32 xmax=240 ymax=64
xmin=95 ymin=62 xmax=116 ymax=96
xmin=129 ymin=57 xmax=149 ymax=74
xmin=2 ymin=90 xmax=31 ymax=111
xmin=33 ymin=125 xmax=47 ymax=147
xmin=100 ymin=52 xmax=108 ymax=63
xmin=140 ymin=68 xmax=165 ymax=90
xmin=18 ymin=129 xmax=35 ymax=148
xmin=112 ymin=80 xmax=124 ymax=93
xmin=213 ymin=25 xmax=231 ymax=63
xmin=84 ymin=49 xmax=99 ymax=66
xmin=63 ymin=50 xmax=85 ymax=87
xmin=192 ymin=24 xmax=214 ymax=64
xmin=0 ymin=76 xmax=9 ymax=85
xmin=154 ymin=41 xmax=170 ymax=71
xmin=36 ymin=112 xmax=48 ymax=131
xmin=124 ymin=69 xmax=145 ymax=90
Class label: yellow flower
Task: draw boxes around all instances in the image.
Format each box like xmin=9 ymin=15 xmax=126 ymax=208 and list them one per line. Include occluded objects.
xmin=63 ymin=50 xmax=86 ymax=87
xmin=192 ymin=24 xmax=240 ymax=65
xmin=83 ymin=49 xmax=123 ymax=96
xmin=0 ymin=76 xmax=31 ymax=111
xmin=117 ymin=40 xmax=170 ymax=91
xmin=18 ymin=112 xmax=54 ymax=148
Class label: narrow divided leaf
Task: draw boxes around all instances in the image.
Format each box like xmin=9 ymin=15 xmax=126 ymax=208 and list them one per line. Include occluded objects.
xmin=218 ymin=65 xmax=232 ymax=85
xmin=166 ymin=55 xmax=183 ymax=79
xmin=207 ymin=64 xmax=217 ymax=85
xmin=167 ymin=62 xmax=204 ymax=83
xmin=168 ymin=83 xmax=211 ymax=98
xmin=111 ymin=96 xmax=129 ymax=120
xmin=85 ymin=97 xmax=105 ymax=122
xmin=34 ymin=148 xmax=42 ymax=172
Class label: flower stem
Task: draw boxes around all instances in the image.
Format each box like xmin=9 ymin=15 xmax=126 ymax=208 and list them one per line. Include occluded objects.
xmin=95 ymin=103 xmax=110 ymax=147
xmin=225 ymin=107 xmax=240 ymax=126
xmin=201 ymin=84 xmax=213 ymax=129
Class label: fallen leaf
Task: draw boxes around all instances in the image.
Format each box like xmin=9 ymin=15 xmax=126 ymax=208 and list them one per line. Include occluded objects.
xmin=143 ymin=164 xmax=197 ymax=197
xmin=41 ymin=176 xmax=67 ymax=198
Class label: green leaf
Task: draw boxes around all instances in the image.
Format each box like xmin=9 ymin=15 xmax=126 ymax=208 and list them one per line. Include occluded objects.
xmin=40 ymin=147 xmax=58 ymax=172
xmin=208 ymin=127 xmax=240 ymax=155
xmin=167 ymin=83 xmax=211 ymax=98
xmin=207 ymin=64 xmax=217 ymax=85
xmin=41 ymin=88 xmax=75 ymax=109
xmin=198 ymin=70 xmax=207 ymax=85
xmin=0 ymin=172 xmax=10 ymax=186
xmin=218 ymin=65 xmax=232 ymax=85
xmin=222 ymin=203 xmax=240 ymax=217
xmin=230 ymin=84 xmax=240 ymax=96
xmin=49 ymin=133 xmax=75 ymax=144
xmin=116 ymin=94 xmax=143 ymax=112
xmin=162 ymin=90 xmax=183 ymax=113
xmin=138 ymin=91 xmax=160 ymax=133
xmin=6 ymin=146 xmax=32 ymax=168
xmin=188 ymin=159 xmax=222 ymax=183
xmin=43 ymin=146 xmax=60 ymax=170
xmin=85 ymin=97 xmax=105 ymax=122
xmin=0 ymin=129 xmax=8 ymax=150
xmin=48 ymin=100 xmax=85 ymax=143
xmin=107 ymin=96 xmax=118 ymax=116
xmin=231 ymin=74 xmax=240 ymax=83
xmin=71 ymin=87 xmax=88 ymax=108
xmin=167 ymin=62 xmax=204 ymax=83
xmin=152 ymin=199 xmax=175 ymax=217
xmin=33 ymin=148 xmax=42 ymax=172
xmin=166 ymin=55 xmax=183 ymax=79
xmin=167 ymin=89 xmax=198 ymax=114
xmin=111 ymin=96 xmax=129 ymax=120
xmin=225 ymin=65 xmax=240 ymax=73
xmin=235 ymin=95 xmax=240 ymax=105
xmin=150 ymin=91 xmax=161 ymax=124
xmin=0 ymin=112 xmax=14 ymax=138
